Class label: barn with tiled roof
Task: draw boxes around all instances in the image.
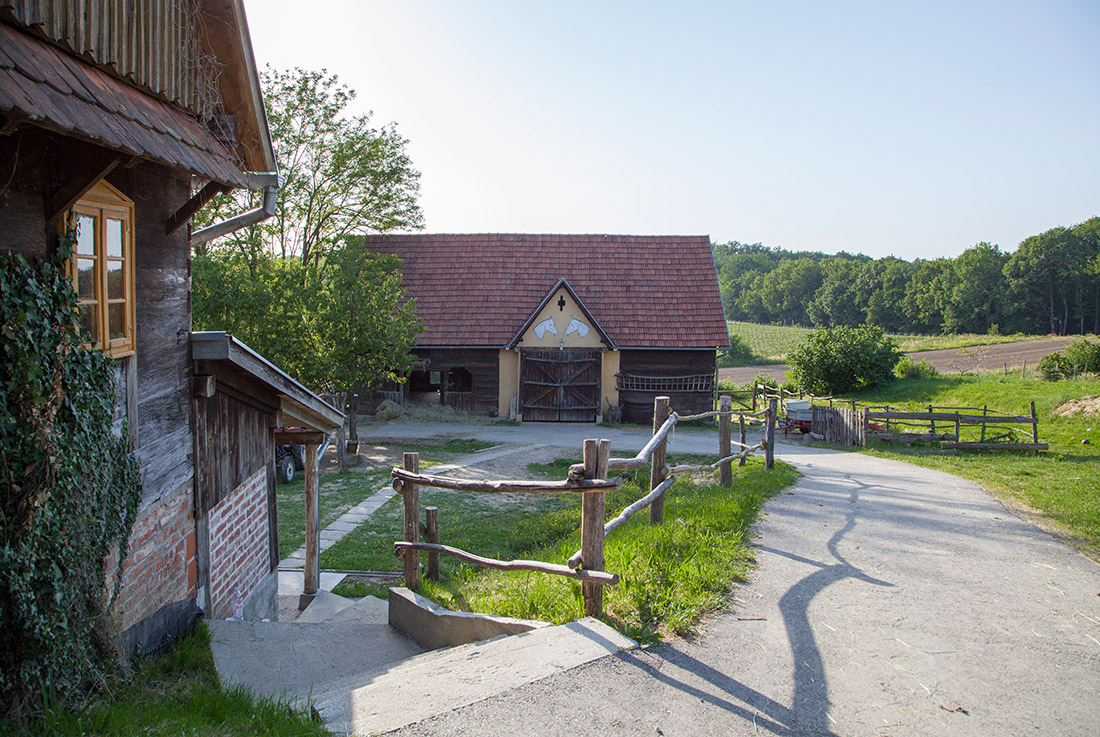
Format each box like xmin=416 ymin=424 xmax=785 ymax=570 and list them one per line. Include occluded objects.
xmin=363 ymin=234 xmax=730 ymax=423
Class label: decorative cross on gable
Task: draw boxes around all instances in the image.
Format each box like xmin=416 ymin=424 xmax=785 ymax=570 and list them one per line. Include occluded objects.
xmin=557 ymin=295 xmax=566 ymax=311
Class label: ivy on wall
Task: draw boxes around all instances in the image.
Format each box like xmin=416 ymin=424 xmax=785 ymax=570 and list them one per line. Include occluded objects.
xmin=0 ymin=236 xmax=142 ymax=721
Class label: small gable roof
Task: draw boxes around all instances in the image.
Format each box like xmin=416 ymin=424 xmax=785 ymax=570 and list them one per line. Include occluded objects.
xmin=362 ymin=234 xmax=730 ymax=350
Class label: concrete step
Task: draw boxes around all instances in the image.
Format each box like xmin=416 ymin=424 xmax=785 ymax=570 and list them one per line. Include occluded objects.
xmin=207 ymin=618 xmax=423 ymax=702
xmin=314 ymin=617 xmax=637 ymax=736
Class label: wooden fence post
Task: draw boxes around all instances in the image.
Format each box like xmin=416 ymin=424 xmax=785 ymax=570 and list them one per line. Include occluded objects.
xmin=1030 ymin=401 xmax=1039 ymax=446
xmin=980 ymin=406 xmax=988 ymax=443
xmin=928 ymin=404 xmax=936 ymax=434
xmin=738 ymin=413 xmax=747 ymax=467
xmin=719 ymin=395 xmax=732 ymax=487
xmin=752 ymin=382 xmax=757 ymax=411
xmin=402 ymin=452 xmax=420 ymax=590
xmin=954 ymin=412 xmax=961 ymax=441
xmin=581 ymin=438 xmax=610 ymax=617
xmin=765 ymin=397 xmax=777 ymax=470
xmin=301 ymin=442 xmax=320 ymax=610
xmin=650 ymin=396 xmax=670 ymax=525
xmin=424 ymin=506 xmax=440 ymax=582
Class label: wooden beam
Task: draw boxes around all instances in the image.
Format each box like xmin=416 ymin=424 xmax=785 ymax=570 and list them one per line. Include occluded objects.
xmin=719 ymin=395 xmax=732 ymax=487
xmin=275 ymin=431 xmax=327 ymax=446
xmin=394 ymin=542 xmax=619 ymax=585
xmin=193 ymin=375 xmax=216 ymax=399
xmin=45 ymin=153 xmax=123 ymax=222
xmin=941 ymin=442 xmax=1048 ymax=451
xmin=650 ymin=396 xmax=670 ymax=526
xmin=167 ymin=181 xmax=230 ymax=235
xmin=391 ymin=468 xmax=619 ymax=494
xmin=402 ymin=452 xmax=421 ymax=590
xmin=581 ymin=438 xmax=610 ymax=616
xmin=300 ymin=442 xmax=320 ymax=610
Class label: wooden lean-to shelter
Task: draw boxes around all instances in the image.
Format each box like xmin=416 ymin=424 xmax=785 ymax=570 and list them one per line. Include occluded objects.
xmin=362 ymin=234 xmax=730 ymax=424
xmin=0 ymin=0 xmax=340 ymax=652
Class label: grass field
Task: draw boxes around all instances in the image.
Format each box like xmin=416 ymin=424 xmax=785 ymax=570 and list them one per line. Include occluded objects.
xmin=845 ymin=374 xmax=1100 ymax=559
xmin=724 ymin=321 xmax=1050 ymax=365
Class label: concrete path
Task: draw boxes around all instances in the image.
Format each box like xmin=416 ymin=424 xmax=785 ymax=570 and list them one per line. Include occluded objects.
xmin=375 ymin=440 xmax=1100 ymax=737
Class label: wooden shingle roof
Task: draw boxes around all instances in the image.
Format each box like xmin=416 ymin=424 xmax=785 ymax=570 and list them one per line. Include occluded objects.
xmin=0 ymin=22 xmax=249 ymax=186
xmin=363 ymin=234 xmax=730 ymax=350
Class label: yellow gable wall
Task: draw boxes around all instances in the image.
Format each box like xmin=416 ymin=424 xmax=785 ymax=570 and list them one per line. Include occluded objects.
xmin=515 ymin=288 xmax=605 ymax=350
xmin=498 ymin=289 xmax=620 ymax=420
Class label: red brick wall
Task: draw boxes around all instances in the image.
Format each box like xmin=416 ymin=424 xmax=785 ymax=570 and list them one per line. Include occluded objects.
xmin=207 ymin=466 xmax=270 ymax=619
xmin=106 ymin=481 xmax=197 ymax=633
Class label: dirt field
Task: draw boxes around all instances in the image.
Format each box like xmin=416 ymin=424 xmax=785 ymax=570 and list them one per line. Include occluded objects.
xmin=719 ymin=336 xmax=1079 ymax=385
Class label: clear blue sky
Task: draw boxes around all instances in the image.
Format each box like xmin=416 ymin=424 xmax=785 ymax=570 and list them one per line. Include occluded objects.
xmin=246 ymin=0 xmax=1099 ymax=260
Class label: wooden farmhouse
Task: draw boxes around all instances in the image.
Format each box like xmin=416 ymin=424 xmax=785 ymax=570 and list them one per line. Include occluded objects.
xmin=363 ymin=234 xmax=730 ymax=424
xmin=0 ymin=1 xmax=341 ymax=653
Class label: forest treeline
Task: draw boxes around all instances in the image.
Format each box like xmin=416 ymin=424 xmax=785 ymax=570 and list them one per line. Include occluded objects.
xmin=714 ymin=217 xmax=1099 ymax=336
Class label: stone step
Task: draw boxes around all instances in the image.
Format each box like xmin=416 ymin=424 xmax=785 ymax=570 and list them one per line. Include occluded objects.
xmin=207 ymin=618 xmax=423 ymax=702
xmin=314 ymin=617 xmax=637 ymax=736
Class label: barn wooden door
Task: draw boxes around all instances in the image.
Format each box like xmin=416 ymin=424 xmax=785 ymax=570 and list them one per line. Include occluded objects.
xmin=520 ymin=350 xmax=600 ymax=422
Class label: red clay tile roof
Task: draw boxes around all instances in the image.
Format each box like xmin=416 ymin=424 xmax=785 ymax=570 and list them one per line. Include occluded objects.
xmin=0 ymin=22 xmax=249 ymax=187
xmin=363 ymin=234 xmax=730 ymax=349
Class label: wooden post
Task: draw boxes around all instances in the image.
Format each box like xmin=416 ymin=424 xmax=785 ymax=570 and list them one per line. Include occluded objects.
xmin=980 ymin=406 xmax=987 ymax=443
xmin=581 ymin=438 xmax=610 ymax=617
xmin=752 ymin=382 xmax=757 ymax=411
xmin=738 ymin=413 xmax=747 ymax=467
xmin=765 ymin=397 xmax=777 ymax=470
xmin=719 ymin=395 xmax=732 ymax=487
xmin=954 ymin=412 xmax=961 ymax=442
xmin=928 ymin=404 xmax=936 ymax=434
xmin=1030 ymin=401 xmax=1039 ymax=444
xmin=649 ymin=396 xmax=670 ymax=525
xmin=425 ymin=506 xmax=440 ymax=582
xmin=402 ymin=452 xmax=421 ymax=590
xmin=301 ymin=442 xmax=320 ymax=610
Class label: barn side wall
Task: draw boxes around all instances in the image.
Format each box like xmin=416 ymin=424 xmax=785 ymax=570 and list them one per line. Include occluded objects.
xmin=207 ymin=466 xmax=275 ymax=620
xmin=411 ymin=348 xmax=500 ymax=415
xmin=617 ymin=349 xmax=718 ymax=424
xmin=0 ymin=129 xmax=201 ymax=652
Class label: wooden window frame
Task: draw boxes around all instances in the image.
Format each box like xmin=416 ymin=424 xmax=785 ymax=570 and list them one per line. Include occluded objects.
xmin=68 ymin=181 xmax=136 ymax=358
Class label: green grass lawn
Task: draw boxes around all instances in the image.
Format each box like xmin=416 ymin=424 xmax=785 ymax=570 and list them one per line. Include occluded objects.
xmin=19 ymin=623 xmax=325 ymax=737
xmin=845 ymin=374 xmax=1100 ymax=558
xmin=278 ymin=438 xmax=497 ymax=559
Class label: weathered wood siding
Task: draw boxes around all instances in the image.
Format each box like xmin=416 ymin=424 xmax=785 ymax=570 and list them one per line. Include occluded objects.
xmin=617 ymin=349 xmax=717 ymax=424
xmin=0 ymin=0 xmax=207 ymax=114
xmin=412 ymin=348 xmax=500 ymax=415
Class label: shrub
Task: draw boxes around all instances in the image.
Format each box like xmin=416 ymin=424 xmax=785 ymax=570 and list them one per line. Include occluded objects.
xmin=1063 ymin=339 xmax=1100 ymax=376
xmin=719 ymin=334 xmax=754 ymax=366
xmin=787 ymin=324 xmax=903 ymax=395
xmin=1038 ymin=351 xmax=1071 ymax=381
xmin=895 ymin=356 xmax=938 ymax=379
xmin=0 ymin=244 xmax=142 ymax=721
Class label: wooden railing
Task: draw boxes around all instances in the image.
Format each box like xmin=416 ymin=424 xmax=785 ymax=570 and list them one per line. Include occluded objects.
xmin=391 ymin=395 xmax=778 ymax=616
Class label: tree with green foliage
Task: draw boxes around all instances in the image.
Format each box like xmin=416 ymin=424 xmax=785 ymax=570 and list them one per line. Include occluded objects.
xmin=1 ymin=242 xmax=142 ymax=721
xmin=194 ymin=68 xmax=425 ymax=465
xmin=787 ymin=324 xmax=902 ymax=395
xmin=196 ymin=67 xmax=422 ymax=270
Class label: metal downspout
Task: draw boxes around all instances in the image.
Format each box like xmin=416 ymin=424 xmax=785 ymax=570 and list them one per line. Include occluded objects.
xmin=191 ymin=172 xmax=280 ymax=246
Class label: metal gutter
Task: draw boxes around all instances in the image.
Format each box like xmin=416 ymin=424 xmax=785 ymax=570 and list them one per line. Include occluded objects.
xmin=191 ymin=172 xmax=281 ymax=246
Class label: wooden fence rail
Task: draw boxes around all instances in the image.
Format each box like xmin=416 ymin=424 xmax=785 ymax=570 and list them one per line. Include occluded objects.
xmin=392 ymin=395 xmax=777 ymax=616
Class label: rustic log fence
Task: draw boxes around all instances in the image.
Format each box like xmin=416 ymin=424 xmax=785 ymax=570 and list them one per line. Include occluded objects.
xmin=391 ymin=395 xmax=777 ymax=615
xmin=795 ymin=399 xmax=1046 ymax=453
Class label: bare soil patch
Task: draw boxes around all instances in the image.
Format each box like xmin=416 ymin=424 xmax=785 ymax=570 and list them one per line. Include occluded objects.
xmin=1053 ymin=396 xmax=1100 ymax=418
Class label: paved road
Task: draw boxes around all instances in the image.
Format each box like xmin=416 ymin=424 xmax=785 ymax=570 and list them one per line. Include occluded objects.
xmin=366 ymin=425 xmax=1100 ymax=737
